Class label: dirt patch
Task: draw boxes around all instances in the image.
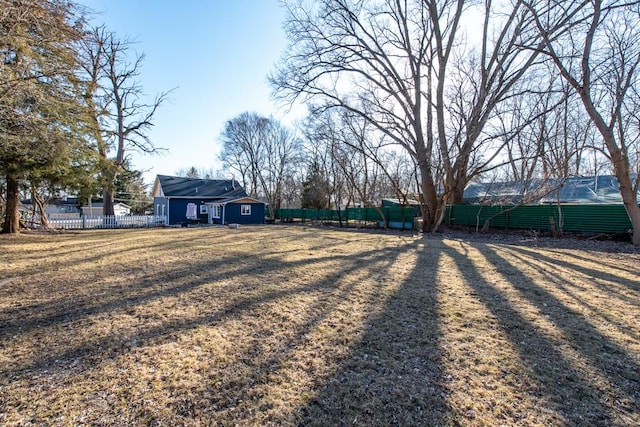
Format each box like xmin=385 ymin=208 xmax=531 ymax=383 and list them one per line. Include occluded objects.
xmin=1 ymin=226 xmax=638 ymax=426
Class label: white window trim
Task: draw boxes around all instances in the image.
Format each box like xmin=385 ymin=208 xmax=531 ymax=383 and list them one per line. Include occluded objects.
xmin=211 ymin=204 xmax=221 ymax=219
xmin=199 ymin=204 xmax=208 ymax=215
xmin=241 ymin=204 xmax=251 ymax=216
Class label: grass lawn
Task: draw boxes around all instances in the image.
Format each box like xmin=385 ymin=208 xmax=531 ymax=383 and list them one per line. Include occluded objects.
xmin=0 ymin=226 xmax=638 ymax=426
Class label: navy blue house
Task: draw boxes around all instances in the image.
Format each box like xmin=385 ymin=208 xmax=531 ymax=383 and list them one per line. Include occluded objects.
xmin=152 ymin=175 xmax=266 ymax=226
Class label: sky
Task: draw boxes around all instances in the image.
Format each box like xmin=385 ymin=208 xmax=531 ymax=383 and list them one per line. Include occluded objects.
xmin=80 ymin=0 xmax=298 ymax=185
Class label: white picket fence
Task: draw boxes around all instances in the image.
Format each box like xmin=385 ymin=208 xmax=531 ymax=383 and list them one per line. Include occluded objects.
xmin=48 ymin=215 xmax=167 ymax=230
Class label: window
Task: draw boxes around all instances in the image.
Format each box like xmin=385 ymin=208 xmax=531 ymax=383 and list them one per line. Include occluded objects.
xmin=211 ymin=204 xmax=221 ymax=219
xmin=199 ymin=204 xmax=208 ymax=215
xmin=241 ymin=204 xmax=251 ymax=216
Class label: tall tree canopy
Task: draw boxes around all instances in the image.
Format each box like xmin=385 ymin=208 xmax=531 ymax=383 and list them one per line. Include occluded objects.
xmin=272 ymin=0 xmax=544 ymax=231
xmin=1 ymin=0 xmax=94 ymax=233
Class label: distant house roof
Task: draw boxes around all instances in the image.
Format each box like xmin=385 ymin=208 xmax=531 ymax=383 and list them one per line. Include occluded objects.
xmin=21 ymin=197 xmax=79 ymax=206
xmin=463 ymin=174 xmax=638 ymax=204
xmin=82 ymin=202 xmax=131 ymax=209
xmin=153 ymin=175 xmax=248 ymax=199
xmin=382 ymin=198 xmax=422 ymax=206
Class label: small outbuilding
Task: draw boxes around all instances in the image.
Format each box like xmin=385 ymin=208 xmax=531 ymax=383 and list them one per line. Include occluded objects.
xmin=81 ymin=202 xmax=131 ymax=216
xmin=152 ymin=175 xmax=266 ymax=226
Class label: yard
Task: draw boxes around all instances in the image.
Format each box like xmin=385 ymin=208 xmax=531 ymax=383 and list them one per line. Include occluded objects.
xmin=0 ymin=226 xmax=638 ymax=426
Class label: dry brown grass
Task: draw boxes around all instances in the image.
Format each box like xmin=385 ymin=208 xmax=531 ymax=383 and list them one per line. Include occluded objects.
xmin=0 ymin=225 xmax=638 ymax=426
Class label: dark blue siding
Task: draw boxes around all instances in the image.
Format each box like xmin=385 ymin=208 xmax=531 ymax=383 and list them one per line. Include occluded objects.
xmin=225 ymin=203 xmax=265 ymax=224
xmin=168 ymin=198 xmax=212 ymax=225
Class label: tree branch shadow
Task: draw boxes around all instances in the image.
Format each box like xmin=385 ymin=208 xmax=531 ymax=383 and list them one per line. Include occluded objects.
xmin=440 ymin=240 xmax=639 ymax=425
xmin=295 ymin=241 xmax=449 ymax=426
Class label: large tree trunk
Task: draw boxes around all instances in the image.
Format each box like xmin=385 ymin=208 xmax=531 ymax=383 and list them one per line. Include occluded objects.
xmin=100 ymin=163 xmax=116 ymax=217
xmin=625 ymin=202 xmax=640 ymax=246
xmin=102 ymin=187 xmax=115 ymax=217
xmin=2 ymin=173 xmax=20 ymax=234
xmin=578 ymin=93 xmax=640 ymax=246
xmin=449 ymin=183 xmax=465 ymax=205
xmin=613 ymin=165 xmax=640 ymax=245
xmin=416 ymin=156 xmax=438 ymax=232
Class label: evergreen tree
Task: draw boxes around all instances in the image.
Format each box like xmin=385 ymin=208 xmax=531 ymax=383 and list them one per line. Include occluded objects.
xmin=1 ymin=0 xmax=93 ymax=233
xmin=301 ymin=161 xmax=330 ymax=209
xmin=113 ymin=166 xmax=151 ymax=214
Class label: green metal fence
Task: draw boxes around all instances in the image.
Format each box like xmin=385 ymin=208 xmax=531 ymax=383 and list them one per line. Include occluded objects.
xmin=275 ymin=204 xmax=633 ymax=234
xmin=444 ymin=204 xmax=632 ymax=234
xmin=275 ymin=207 xmax=416 ymax=229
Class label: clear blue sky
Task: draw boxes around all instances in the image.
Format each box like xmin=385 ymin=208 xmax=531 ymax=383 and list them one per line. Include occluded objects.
xmin=80 ymin=0 xmax=296 ymax=185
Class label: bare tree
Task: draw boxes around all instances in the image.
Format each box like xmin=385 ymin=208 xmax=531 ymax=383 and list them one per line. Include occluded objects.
xmin=175 ymin=166 xmax=216 ymax=179
xmin=260 ymin=119 xmax=302 ymax=216
xmin=80 ymin=27 xmax=169 ymax=217
xmin=272 ymin=0 xmax=438 ymax=228
xmin=301 ymin=112 xmax=350 ymax=224
xmin=272 ymin=0 xmax=545 ymax=231
xmin=539 ymin=80 xmax=602 ymax=178
xmin=219 ymin=113 xmax=302 ymax=218
xmin=305 ymin=109 xmax=413 ymax=227
xmin=524 ymin=0 xmax=640 ymax=244
xmin=219 ymin=112 xmax=268 ymax=196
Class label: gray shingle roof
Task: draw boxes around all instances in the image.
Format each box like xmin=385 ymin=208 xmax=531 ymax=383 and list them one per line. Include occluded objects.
xmin=157 ymin=175 xmax=248 ymax=199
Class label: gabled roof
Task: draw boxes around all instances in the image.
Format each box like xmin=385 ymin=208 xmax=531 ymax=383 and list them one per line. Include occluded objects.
xmin=153 ymin=175 xmax=248 ymax=199
xmin=206 ymin=196 xmax=266 ymax=205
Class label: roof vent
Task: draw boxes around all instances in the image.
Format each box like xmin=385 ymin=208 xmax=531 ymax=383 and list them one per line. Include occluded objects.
xmin=195 ymin=187 xmax=198 ymax=193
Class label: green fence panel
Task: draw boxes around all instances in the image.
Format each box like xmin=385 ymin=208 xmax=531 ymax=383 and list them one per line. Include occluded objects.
xmin=277 ymin=204 xmax=631 ymax=234
xmin=447 ymin=204 xmax=632 ymax=234
xmin=347 ymin=208 xmax=366 ymax=221
xmin=369 ymin=208 xmax=384 ymax=221
xmin=505 ymin=205 xmax=557 ymax=231
xmin=275 ymin=207 xmax=413 ymax=226
xmin=556 ymin=204 xmax=632 ymax=233
xmin=385 ymin=207 xmax=409 ymax=222
xmin=286 ymin=209 xmax=303 ymax=219
xmin=449 ymin=204 xmax=559 ymax=231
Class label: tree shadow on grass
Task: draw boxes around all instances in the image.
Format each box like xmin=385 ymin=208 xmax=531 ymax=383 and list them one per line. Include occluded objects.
xmin=1 ymin=243 xmax=386 ymax=370
xmin=0 ymin=228 xmax=356 ymax=339
xmin=501 ymin=246 xmax=640 ymax=342
xmin=538 ymin=247 xmax=640 ymax=277
xmin=295 ymin=240 xmax=449 ymax=426
xmin=441 ymin=241 xmax=639 ymax=426
xmin=8 ymin=230 xmax=637 ymax=425
xmin=2 ymin=235 xmax=449 ymax=426
xmin=509 ymin=245 xmax=640 ymax=295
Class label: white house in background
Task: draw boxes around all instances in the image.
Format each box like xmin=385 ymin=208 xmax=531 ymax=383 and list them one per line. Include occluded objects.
xmin=81 ymin=202 xmax=132 ymax=216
